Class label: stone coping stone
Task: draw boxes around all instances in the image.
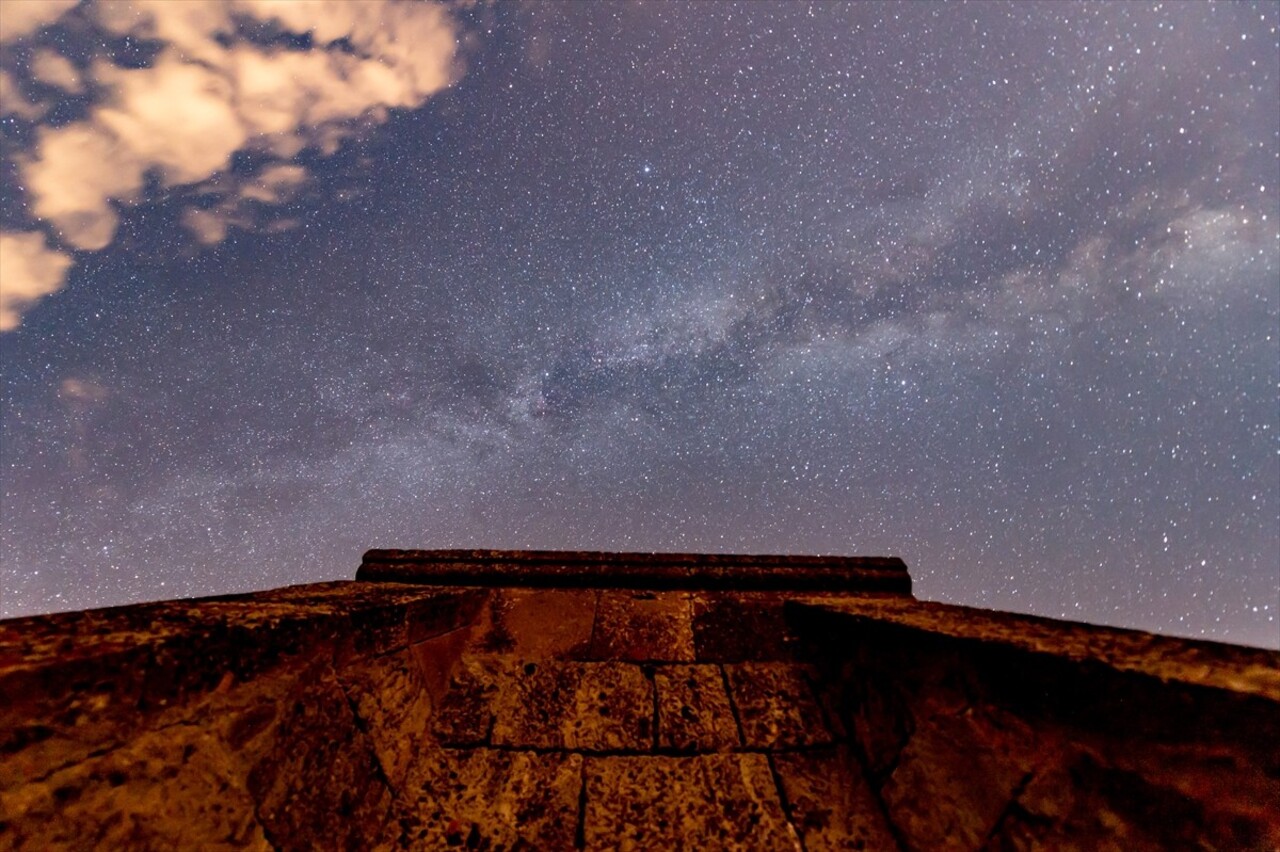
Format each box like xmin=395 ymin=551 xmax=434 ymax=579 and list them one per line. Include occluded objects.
xmin=787 ymin=597 xmax=1280 ymax=703
xmin=358 ymin=548 xmax=912 ymax=593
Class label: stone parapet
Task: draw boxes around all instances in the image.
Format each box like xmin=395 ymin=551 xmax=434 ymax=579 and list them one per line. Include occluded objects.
xmin=357 ymin=548 xmax=913 ymax=593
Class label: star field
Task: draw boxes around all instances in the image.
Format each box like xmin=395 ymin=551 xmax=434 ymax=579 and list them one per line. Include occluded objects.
xmin=1 ymin=2 xmax=1277 ymax=647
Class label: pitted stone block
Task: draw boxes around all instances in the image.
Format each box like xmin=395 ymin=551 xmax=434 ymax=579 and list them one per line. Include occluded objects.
xmin=582 ymin=754 xmax=799 ymax=850
xmin=398 ymin=748 xmax=581 ymax=849
xmin=654 ymin=665 xmax=740 ymax=752
xmin=490 ymin=661 xmax=653 ymax=751
xmin=589 ymin=592 xmax=695 ymax=661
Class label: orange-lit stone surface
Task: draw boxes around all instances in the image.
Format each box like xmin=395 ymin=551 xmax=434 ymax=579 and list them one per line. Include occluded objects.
xmin=1 ymin=549 xmax=1276 ymax=850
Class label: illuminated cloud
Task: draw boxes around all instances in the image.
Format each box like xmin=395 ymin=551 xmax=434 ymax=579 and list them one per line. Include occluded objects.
xmin=0 ymin=0 xmax=77 ymax=43
xmin=29 ymin=48 xmax=81 ymax=93
xmin=0 ymin=231 xmax=74 ymax=331
xmin=3 ymin=0 xmax=462 ymax=330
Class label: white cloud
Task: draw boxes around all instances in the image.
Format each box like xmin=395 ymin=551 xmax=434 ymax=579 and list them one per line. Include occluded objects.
xmin=30 ymin=49 xmax=83 ymax=93
xmin=5 ymin=0 xmax=462 ymax=330
xmin=0 ymin=0 xmax=78 ymax=43
xmin=0 ymin=231 xmax=74 ymax=331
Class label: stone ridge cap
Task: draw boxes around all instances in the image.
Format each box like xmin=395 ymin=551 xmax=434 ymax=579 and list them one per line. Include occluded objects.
xmin=362 ymin=548 xmax=908 ymax=570
xmin=789 ymin=597 xmax=1280 ymax=703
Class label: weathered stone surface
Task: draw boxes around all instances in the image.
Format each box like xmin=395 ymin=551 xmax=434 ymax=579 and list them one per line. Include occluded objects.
xmin=772 ymin=747 xmax=899 ymax=851
xmin=430 ymin=656 xmax=500 ymax=746
xmin=477 ymin=588 xmax=598 ymax=658
xmin=583 ymin=754 xmax=800 ymax=850
xmin=360 ymin=549 xmax=913 ymax=594
xmin=589 ymin=591 xmax=695 ymax=661
xmin=336 ymin=647 xmax=432 ymax=794
xmin=879 ymin=709 xmax=1038 ymax=850
xmin=724 ymin=663 xmax=831 ymax=749
xmin=0 ymin=724 xmax=268 ymax=850
xmin=654 ymin=664 xmax=740 ymax=752
xmin=691 ymin=593 xmax=806 ymax=661
xmin=490 ymin=660 xmax=653 ymax=751
xmin=4 ymin=552 xmax=1278 ymax=851
xmin=397 ymin=748 xmax=582 ymax=850
xmin=245 ymin=663 xmax=393 ymax=850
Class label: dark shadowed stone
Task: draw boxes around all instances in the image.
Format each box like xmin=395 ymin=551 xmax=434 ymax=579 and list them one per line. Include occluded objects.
xmin=245 ymin=663 xmax=393 ymax=851
xmin=490 ymin=661 xmax=653 ymax=751
xmin=691 ymin=593 xmax=799 ymax=661
xmin=397 ymin=748 xmax=582 ymax=849
xmin=583 ymin=754 xmax=800 ymax=850
xmin=654 ymin=665 xmax=740 ymax=752
xmin=589 ymin=592 xmax=695 ymax=661
xmin=724 ymin=663 xmax=831 ymax=749
xmin=880 ymin=708 xmax=1038 ymax=851
xmin=772 ymin=747 xmax=899 ymax=851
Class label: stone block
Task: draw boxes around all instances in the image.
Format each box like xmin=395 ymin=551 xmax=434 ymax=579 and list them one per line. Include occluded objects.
xmin=491 ymin=661 xmax=653 ymax=751
xmin=481 ymin=589 xmax=598 ymax=659
xmin=398 ymin=748 xmax=582 ymax=849
xmin=654 ymin=665 xmax=740 ymax=752
xmin=691 ymin=594 xmax=798 ymax=661
xmin=724 ymin=663 xmax=831 ymax=749
xmin=589 ymin=592 xmax=695 ymax=661
xmin=582 ymin=754 xmax=799 ymax=850
xmin=430 ymin=656 xmax=501 ymax=746
xmin=772 ymin=747 xmax=898 ymax=851
xmin=880 ymin=708 xmax=1037 ymax=851
xmin=245 ymin=665 xmax=393 ymax=850
xmin=0 ymin=724 xmax=268 ymax=850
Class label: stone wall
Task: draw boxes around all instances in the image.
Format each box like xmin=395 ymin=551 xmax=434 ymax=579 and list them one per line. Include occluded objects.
xmin=0 ymin=582 xmax=485 ymax=849
xmin=1 ymin=550 xmax=1276 ymax=850
xmin=791 ymin=598 xmax=1280 ymax=851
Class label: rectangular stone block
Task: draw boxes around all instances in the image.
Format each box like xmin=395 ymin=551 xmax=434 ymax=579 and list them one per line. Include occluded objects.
xmin=724 ymin=663 xmax=831 ymax=749
xmin=654 ymin=665 xmax=740 ymax=752
xmin=475 ymin=589 xmax=598 ymax=658
xmin=582 ymin=754 xmax=799 ymax=850
xmin=589 ymin=592 xmax=695 ymax=661
xmin=490 ymin=661 xmax=653 ymax=751
xmin=772 ymin=747 xmax=898 ymax=851
xmin=691 ymin=594 xmax=799 ymax=661
xmin=399 ymin=748 xmax=582 ymax=849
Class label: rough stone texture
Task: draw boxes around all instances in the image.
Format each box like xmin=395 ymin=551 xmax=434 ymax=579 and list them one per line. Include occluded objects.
xmin=3 ymin=551 xmax=1276 ymax=850
xmin=725 ymin=662 xmax=832 ymax=749
xmin=790 ymin=598 xmax=1280 ymax=852
xmin=359 ymin=548 xmax=912 ymax=593
xmin=654 ymin=664 xmax=741 ymax=752
xmin=773 ymin=747 xmax=900 ymax=851
xmin=0 ymin=582 xmax=482 ymax=851
xmin=474 ymin=588 xmax=598 ymax=658
xmin=589 ymin=591 xmax=695 ymax=661
xmin=583 ymin=754 xmax=800 ymax=850
xmin=490 ymin=660 xmax=654 ymax=751
xmin=395 ymin=748 xmax=582 ymax=849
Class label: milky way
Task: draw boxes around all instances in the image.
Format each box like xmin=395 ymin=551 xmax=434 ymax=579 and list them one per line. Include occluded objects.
xmin=1 ymin=2 xmax=1276 ymax=647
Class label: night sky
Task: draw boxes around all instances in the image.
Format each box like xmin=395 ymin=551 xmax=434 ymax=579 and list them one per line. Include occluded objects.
xmin=1 ymin=1 xmax=1277 ymax=647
